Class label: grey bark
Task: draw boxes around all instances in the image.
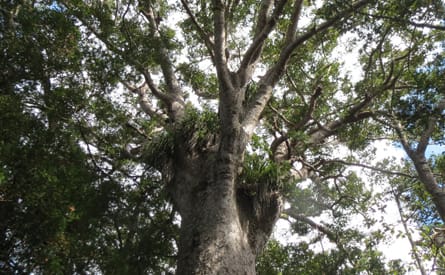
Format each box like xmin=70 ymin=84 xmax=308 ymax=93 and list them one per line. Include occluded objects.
xmin=170 ymin=131 xmax=281 ymax=274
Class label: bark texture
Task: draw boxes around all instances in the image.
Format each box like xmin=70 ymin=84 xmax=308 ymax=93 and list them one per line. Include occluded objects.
xmin=169 ymin=130 xmax=282 ymax=274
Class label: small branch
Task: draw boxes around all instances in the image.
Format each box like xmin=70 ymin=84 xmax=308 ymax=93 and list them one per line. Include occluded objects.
xmin=358 ymin=12 xmax=445 ymax=31
xmin=286 ymin=70 xmax=307 ymax=106
xmin=267 ymin=102 xmax=295 ymax=127
xmin=325 ymin=159 xmax=417 ymax=179
xmin=284 ymin=208 xmax=339 ymax=243
xmin=180 ymin=0 xmax=215 ymax=63
xmin=417 ymin=97 xmax=445 ymax=154
xmin=393 ymin=191 xmax=427 ymax=275
xmin=293 ymin=85 xmax=323 ymax=130
xmin=126 ymin=121 xmax=148 ymax=138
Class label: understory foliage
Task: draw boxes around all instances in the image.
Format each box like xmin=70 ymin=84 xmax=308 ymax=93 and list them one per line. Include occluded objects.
xmin=1 ymin=0 xmax=445 ymax=274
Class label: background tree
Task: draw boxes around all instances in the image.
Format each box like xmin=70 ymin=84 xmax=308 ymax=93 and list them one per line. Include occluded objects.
xmin=1 ymin=0 xmax=445 ymax=274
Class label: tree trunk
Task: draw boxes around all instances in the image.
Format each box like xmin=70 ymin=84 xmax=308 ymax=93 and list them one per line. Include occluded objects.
xmin=169 ymin=136 xmax=281 ymax=274
xmin=175 ymin=176 xmax=256 ymax=274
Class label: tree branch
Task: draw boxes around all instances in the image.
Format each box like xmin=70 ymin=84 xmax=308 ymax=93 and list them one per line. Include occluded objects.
xmin=237 ymin=0 xmax=288 ymax=86
xmin=283 ymin=208 xmax=339 ymax=243
xmin=284 ymin=0 xmax=304 ymax=46
xmin=324 ymin=159 xmax=417 ymax=179
xmin=391 ymin=119 xmax=414 ymax=154
xmin=294 ymin=85 xmax=323 ymax=130
xmin=358 ymin=12 xmax=445 ymax=31
xmin=306 ymin=103 xmax=374 ymax=146
xmin=139 ymin=2 xmax=185 ymax=120
xmin=122 ymin=81 xmax=169 ymax=122
xmin=212 ymin=0 xmax=233 ymax=90
xmin=273 ymin=0 xmax=371 ymax=85
xmin=393 ymin=191 xmax=428 ymax=275
xmin=180 ymin=0 xmax=215 ymax=63
xmin=241 ymin=0 xmax=372 ymax=136
xmin=417 ymin=97 xmax=445 ymax=154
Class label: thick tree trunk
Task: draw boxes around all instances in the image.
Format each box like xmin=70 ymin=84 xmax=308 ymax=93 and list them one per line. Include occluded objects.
xmin=169 ymin=138 xmax=281 ymax=274
xmin=176 ymin=178 xmax=256 ymax=274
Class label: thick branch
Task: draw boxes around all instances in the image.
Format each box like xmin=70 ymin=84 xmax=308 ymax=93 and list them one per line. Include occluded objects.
xmin=388 ymin=104 xmax=445 ymax=222
xmin=63 ymin=1 xmax=185 ymax=121
xmin=122 ymin=81 xmax=169 ymax=121
xmin=139 ymin=2 xmax=185 ymax=120
xmin=237 ymin=0 xmax=288 ymax=86
xmin=306 ymin=108 xmax=374 ymax=146
xmin=242 ymin=0 xmax=372 ymax=135
xmin=255 ymin=0 xmax=274 ymax=35
xmin=212 ymin=0 xmax=233 ymax=90
xmin=274 ymin=0 xmax=371 ymax=85
xmin=284 ymin=0 xmax=304 ymax=45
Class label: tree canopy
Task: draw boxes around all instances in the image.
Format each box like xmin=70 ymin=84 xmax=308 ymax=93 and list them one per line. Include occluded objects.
xmin=1 ymin=0 xmax=445 ymax=274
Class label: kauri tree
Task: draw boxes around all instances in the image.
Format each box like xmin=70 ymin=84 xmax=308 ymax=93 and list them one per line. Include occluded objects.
xmin=1 ymin=0 xmax=445 ymax=274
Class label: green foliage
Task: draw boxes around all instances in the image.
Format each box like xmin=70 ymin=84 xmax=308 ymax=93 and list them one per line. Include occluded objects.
xmin=0 ymin=2 xmax=177 ymax=273
xmin=2 ymin=0 xmax=445 ymax=273
xmin=178 ymin=63 xmax=218 ymax=99
xmin=394 ymin=55 xmax=445 ymax=139
xmin=257 ymin=238 xmax=399 ymax=275
xmin=240 ymin=153 xmax=292 ymax=193
xmin=176 ymin=105 xmax=219 ymax=148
